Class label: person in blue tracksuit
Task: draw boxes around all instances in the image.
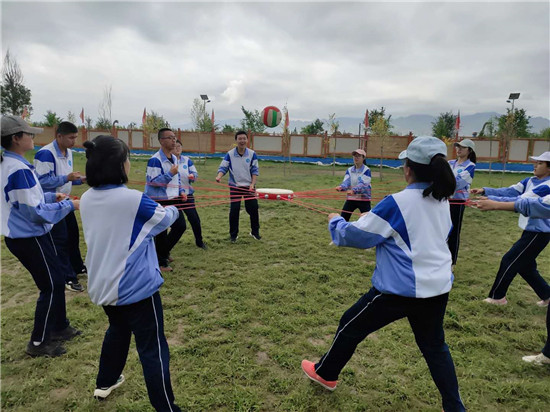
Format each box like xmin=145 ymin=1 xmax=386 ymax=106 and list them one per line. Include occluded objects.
xmin=1 ymin=115 xmax=81 ymax=358
xmin=34 ymin=121 xmax=86 ymax=292
xmin=477 ymin=194 xmax=550 ymax=365
xmin=216 ymin=130 xmax=260 ymax=242
xmin=301 ymin=136 xmax=465 ymax=412
xmin=80 ymin=135 xmax=181 ymax=411
xmin=336 ymin=149 xmax=372 ymax=221
xmin=173 ymin=139 xmax=206 ymax=249
xmin=144 ymin=128 xmax=187 ymax=271
xmin=447 ymin=139 xmax=476 ymax=266
xmin=471 ymin=151 xmax=550 ymax=306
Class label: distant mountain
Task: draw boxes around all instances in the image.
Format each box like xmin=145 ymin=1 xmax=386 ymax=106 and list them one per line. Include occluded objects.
xmin=175 ymin=113 xmax=549 ymax=136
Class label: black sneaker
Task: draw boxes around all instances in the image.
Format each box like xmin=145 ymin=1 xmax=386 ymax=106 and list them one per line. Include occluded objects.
xmin=51 ymin=325 xmax=82 ymax=342
xmin=250 ymin=232 xmax=262 ymax=240
xmin=230 ymin=236 xmax=238 ymax=244
xmin=77 ymin=266 xmax=87 ymax=276
xmin=94 ymin=375 xmax=125 ymax=400
xmin=66 ymin=281 xmax=84 ymax=292
xmin=197 ymin=242 xmax=208 ymax=250
xmin=26 ymin=340 xmax=66 ymax=358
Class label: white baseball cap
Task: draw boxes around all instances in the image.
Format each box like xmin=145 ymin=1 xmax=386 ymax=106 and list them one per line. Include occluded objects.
xmin=398 ymin=136 xmax=448 ymax=165
xmin=454 ymin=139 xmax=475 ymax=150
xmin=529 ymin=151 xmax=550 ymax=162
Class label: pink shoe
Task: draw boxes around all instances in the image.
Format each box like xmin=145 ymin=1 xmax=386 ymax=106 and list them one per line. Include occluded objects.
xmin=483 ymin=297 xmax=508 ymax=305
xmin=301 ymin=360 xmax=338 ymax=391
xmin=536 ymin=298 xmax=550 ymax=307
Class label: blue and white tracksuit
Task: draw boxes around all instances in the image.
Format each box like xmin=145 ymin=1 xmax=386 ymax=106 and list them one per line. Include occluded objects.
xmin=177 ymin=155 xmax=204 ymax=247
xmin=514 ymin=195 xmax=550 ymax=358
xmin=483 ymin=176 xmax=550 ymax=300
xmin=1 ymin=150 xmax=74 ymax=343
xmin=34 ymin=140 xmax=83 ymax=194
xmin=80 ymin=184 xmax=181 ymax=411
xmin=218 ymin=148 xmax=260 ymax=238
xmin=34 ymin=140 xmax=85 ymax=282
xmin=145 ymin=150 xmax=185 ymax=267
xmin=217 ymin=147 xmax=259 ymax=188
xmin=447 ymin=159 xmax=476 ymax=265
xmin=144 ymin=150 xmax=180 ymax=201
xmin=315 ymin=183 xmax=465 ymax=412
xmin=338 ymin=165 xmax=372 ymax=221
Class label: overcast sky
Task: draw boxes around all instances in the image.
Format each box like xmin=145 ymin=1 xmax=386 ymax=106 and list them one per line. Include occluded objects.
xmin=2 ymin=0 xmax=549 ymax=127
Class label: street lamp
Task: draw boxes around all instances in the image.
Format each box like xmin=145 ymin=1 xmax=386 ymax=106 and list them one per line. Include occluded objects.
xmin=506 ymin=92 xmax=520 ymax=112
xmin=200 ymin=94 xmax=210 ymax=110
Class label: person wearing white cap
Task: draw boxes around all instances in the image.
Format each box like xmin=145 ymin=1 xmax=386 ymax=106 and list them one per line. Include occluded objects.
xmin=476 ymin=194 xmax=550 ymax=365
xmin=302 ymin=136 xmax=465 ymax=412
xmin=335 ymin=148 xmax=372 ymax=221
xmin=1 ymin=115 xmax=81 ymax=357
xmin=471 ymin=151 xmax=550 ymax=306
xmin=447 ymin=139 xmax=476 ymax=267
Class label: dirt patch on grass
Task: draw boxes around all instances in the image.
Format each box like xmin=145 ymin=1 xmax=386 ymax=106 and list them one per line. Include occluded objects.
xmin=2 ymin=291 xmax=35 ymax=309
xmin=256 ymin=351 xmax=270 ymax=364
xmin=167 ymin=321 xmax=186 ymax=346
xmin=50 ymin=387 xmax=71 ymax=400
xmin=307 ymin=337 xmax=327 ymax=347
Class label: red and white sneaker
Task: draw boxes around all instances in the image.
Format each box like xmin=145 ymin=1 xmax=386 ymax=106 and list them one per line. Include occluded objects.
xmin=301 ymin=360 xmax=338 ymax=391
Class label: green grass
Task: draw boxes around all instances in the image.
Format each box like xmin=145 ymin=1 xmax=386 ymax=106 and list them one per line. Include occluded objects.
xmin=1 ymin=153 xmax=549 ymax=411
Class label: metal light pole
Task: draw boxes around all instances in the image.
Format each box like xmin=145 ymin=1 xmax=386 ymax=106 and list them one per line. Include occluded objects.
xmin=501 ymin=93 xmax=520 ymax=183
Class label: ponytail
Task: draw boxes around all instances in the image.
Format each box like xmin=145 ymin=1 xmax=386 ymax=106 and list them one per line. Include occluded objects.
xmin=468 ymin=148 xmax=477 ymax=163
xmin=406 ymin=155 xmax=456 ymax=201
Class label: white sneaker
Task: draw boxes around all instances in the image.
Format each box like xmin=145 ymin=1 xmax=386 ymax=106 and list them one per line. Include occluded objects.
xmin=536 ymin=298 xmax=550 ymax=307
xmin=483 ymin=297 xmax=508 ymax=305
xmin=94 ymin=375 xmax=125 ymax=399
xmin=522 ymin=353 xmax=550 ymax=365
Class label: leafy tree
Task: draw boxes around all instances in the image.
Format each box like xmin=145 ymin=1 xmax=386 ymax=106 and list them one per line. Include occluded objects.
xmin=98 ymin=85 xmax=112 ymax=127
xmin=372 ymin=115 xmax=391 ymax=181
xmin=1 ymin=50 xmax=33 ymax=116
xmin=431 ymin=111 xmax=457 ymax=139
xmin=497 ymin=108 xmax=531 ymax=138
xmin=95 ymin=117 xmax=112 ymax=131
xmin=301 ymin=118 xmax=324 ymax=135
xmin=240 ymin=106 xmax=266 ymax=133
xmin=142 ymin=110 xmax=170 ymax=135
xmin=66 ymin=110 xmax=77 ymax=124
xmin=34 ymin=110 xmax=63 ymax=127
xmin=367 ymin=107 xmax=393 ymax=132
xmin=85 ymin=116 xmax=93 ymax=129
xmin=190 ymin=98 xmax=216 ymax=132
xmin=222 ymin=124 xmax=236 ymax=133
xmin=536 ymin=127 xmax=550 ymax=140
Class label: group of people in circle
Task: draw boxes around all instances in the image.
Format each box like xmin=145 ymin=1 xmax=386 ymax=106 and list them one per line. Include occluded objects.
xmin=2 ymin=112 xmax=549 ymax=412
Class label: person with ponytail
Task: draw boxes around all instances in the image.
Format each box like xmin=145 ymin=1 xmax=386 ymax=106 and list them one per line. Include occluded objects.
xmin=80 ymin=136 xmax=182 ymax=411
xmin=1 ymin=115 xmax=80 ymax=358
xmin=447 ymin=139 xmax=476 ymax=267
xmin=301 ymin=136 xmax=465 ymax=412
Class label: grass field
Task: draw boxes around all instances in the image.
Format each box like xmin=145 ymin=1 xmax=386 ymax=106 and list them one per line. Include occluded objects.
xmin=1 ymin=152 xmax=549 ymax=411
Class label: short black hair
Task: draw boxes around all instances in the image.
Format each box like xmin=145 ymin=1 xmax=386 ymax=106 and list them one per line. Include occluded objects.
xmin=83 ymin=135 xmax=129 ymax=187
xmin=175 ymin=140 xmax=182 ymax=146
xmin=234 ymin=130 xmax=248 ymax=140
xmin=1 ymin=132 xmax=23 ymax=150
xmin=158 ymin=128 xmax=172 ymax=140
xmin=56 ymin=121 xmax=78 ymax=135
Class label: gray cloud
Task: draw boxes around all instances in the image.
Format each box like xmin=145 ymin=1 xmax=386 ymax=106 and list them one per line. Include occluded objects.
xmin=2 ymin=1 xmax=548 ymax=127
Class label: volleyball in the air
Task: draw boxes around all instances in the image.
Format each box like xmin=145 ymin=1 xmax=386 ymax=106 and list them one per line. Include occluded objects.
xmin=261 ymin=106 xmax=282 ymax=127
